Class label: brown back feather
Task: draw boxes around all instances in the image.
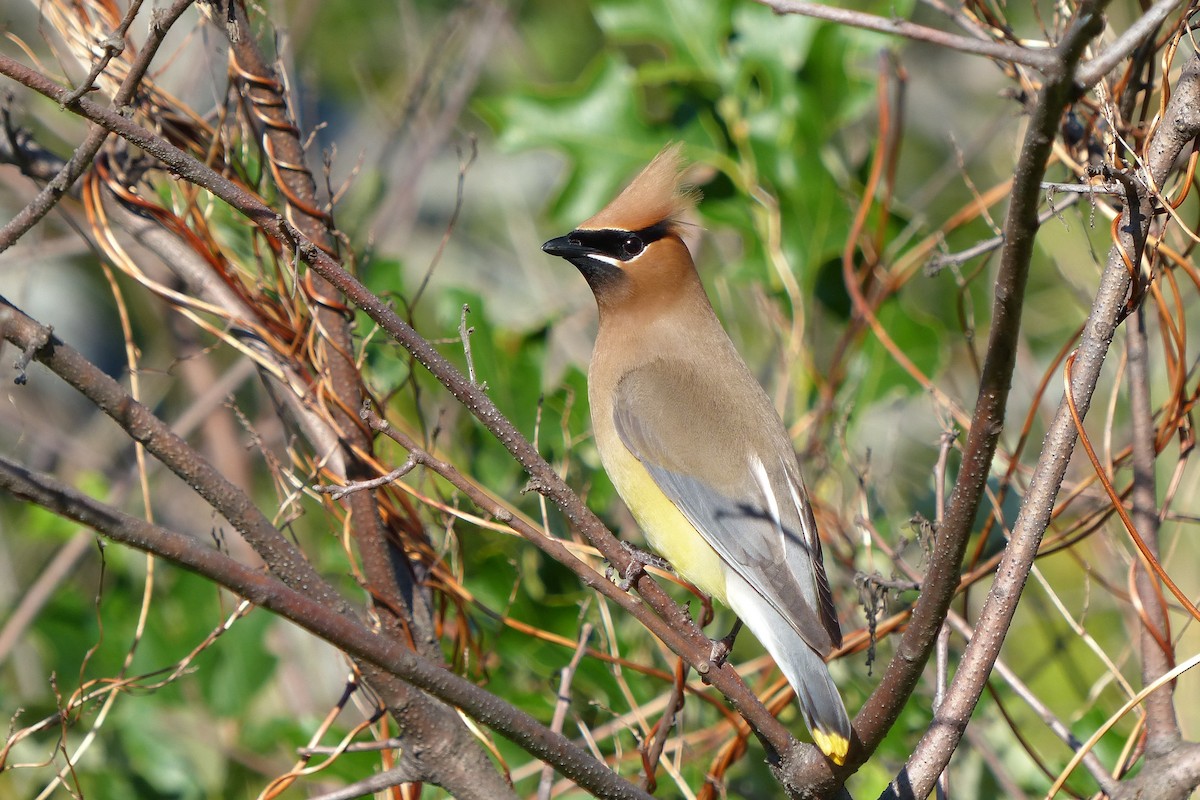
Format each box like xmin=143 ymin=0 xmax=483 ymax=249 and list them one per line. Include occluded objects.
xmin=580 ymin=143 xmax=699 ymax=233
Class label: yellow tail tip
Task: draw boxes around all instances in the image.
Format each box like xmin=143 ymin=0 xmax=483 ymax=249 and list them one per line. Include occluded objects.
xmin=811 ymin=730 xmax=849 ymax=766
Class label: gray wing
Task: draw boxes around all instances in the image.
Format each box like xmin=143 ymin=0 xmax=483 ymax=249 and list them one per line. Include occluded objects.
xmin=612 ymin=360 xmax=841 ymax=654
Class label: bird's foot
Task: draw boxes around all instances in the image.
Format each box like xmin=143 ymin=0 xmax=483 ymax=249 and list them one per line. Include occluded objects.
xmin=708 ymin=619 xmax=744 ymax=668
xmin=608 ymin=541 xmax=670 ymax=591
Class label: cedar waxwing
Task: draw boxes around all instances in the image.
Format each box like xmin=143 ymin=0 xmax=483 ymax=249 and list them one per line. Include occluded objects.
xmin=541 ymin=144 xmax=851 ymax=765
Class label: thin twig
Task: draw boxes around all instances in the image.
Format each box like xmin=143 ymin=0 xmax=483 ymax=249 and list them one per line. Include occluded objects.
xmin=641 ymin=660 xmax=689 ymax=794
xmin=59 ymin=0 xmax=145 ymax=105
xmin=298 ymin=738 xmax=406 ymax=756
xmin=926 ymin=195 xmax=1082 ymax=275
xmin=313 ymin=456 xmax=419 ymax=501
xmin=752 ymin=0 xmax=1058 ymax=71
xmin=538 ymin=623 xmax=594 ymax=800
xmin=0 ymin=0 xmax=195 ymax=255
xmin=1039 ymin=181 xmax=1125 ymax=194
xmin=307 ymin=766 xmax=421 ymax=800
xmin=932 ymin=430 xmax=956 ymax=800
xmin=459 ymin=303 xmax=486 ymax=389
xmin=410 ymin=139 xmax=478 ymax=311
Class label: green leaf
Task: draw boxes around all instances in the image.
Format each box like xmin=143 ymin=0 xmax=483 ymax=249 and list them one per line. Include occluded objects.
xmin=594 ymin=0 xmax=734 ymax=79
xmin=852 ymin=294 xmax=947 ymax=405
xmin=196 ymin=609 xmax=277 ymax=718
xmin=481 ymin=56 xmax=666 ymax=227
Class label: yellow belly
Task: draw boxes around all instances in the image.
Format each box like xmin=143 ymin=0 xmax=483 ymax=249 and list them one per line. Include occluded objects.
xmin=598 ymin=436 xmax=729 ymax=603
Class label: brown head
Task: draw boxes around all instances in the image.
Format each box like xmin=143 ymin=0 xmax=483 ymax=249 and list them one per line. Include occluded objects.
xmin=542 ymin=144 xmax=704 ymax=317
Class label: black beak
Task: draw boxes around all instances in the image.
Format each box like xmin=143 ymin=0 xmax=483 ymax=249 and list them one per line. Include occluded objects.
xmin=542 ymin=235 xmax=597 ymax=259
xmin=541 ymin=232 xmax=625 ymax=291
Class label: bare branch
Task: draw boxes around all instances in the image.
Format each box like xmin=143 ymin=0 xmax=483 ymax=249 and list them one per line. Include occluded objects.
xmin=314 ymin=456 xmax=419 ymax=500
xmin=1076 ymin=0 xmax=1187 ymax=88
xmin=945 ymin=611 xmax=1120 ymax=796
xmin=926 ymin=196 xmax=1082 ymax=275
xmin=1127 ymin=306 xmax=1180 ymax=750
xmin=460 ymin=302 xmax=486 ymax=389
xmin=751 ymin=0 xmax=1058 ymax=71
xmin=59 ymin=0 xmax=144 ymax=105
xmin=1112 ymin=742 xmax=1200 ymax=800
xmin=799 ymin=9 xmax=1109 ymax=792
xmin=359 ymin=407 xmax=777 ymax=724
xmin=755 ymin=0 xmax=1186 ymax=92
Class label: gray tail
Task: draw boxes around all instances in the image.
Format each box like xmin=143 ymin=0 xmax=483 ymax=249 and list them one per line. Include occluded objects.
xmin=781 ymin=641 xmax=851 ymax=764
xmin=727 ymin=578 xmax=851 ymax=764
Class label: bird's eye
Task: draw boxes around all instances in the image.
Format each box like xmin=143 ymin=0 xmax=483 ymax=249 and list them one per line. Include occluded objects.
xmin=621 ymin=235 xmax=644 ymax=258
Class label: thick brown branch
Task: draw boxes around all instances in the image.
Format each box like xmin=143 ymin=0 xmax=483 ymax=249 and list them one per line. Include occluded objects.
xmin=223 ymin=1 xmax=445 ymax=681
xmin=1113 ymin=742 xmax=1200 ymax=800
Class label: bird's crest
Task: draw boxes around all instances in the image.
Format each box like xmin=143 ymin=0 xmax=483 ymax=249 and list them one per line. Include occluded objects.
xmin=580 ymin=143 xmax=699 ymax=233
